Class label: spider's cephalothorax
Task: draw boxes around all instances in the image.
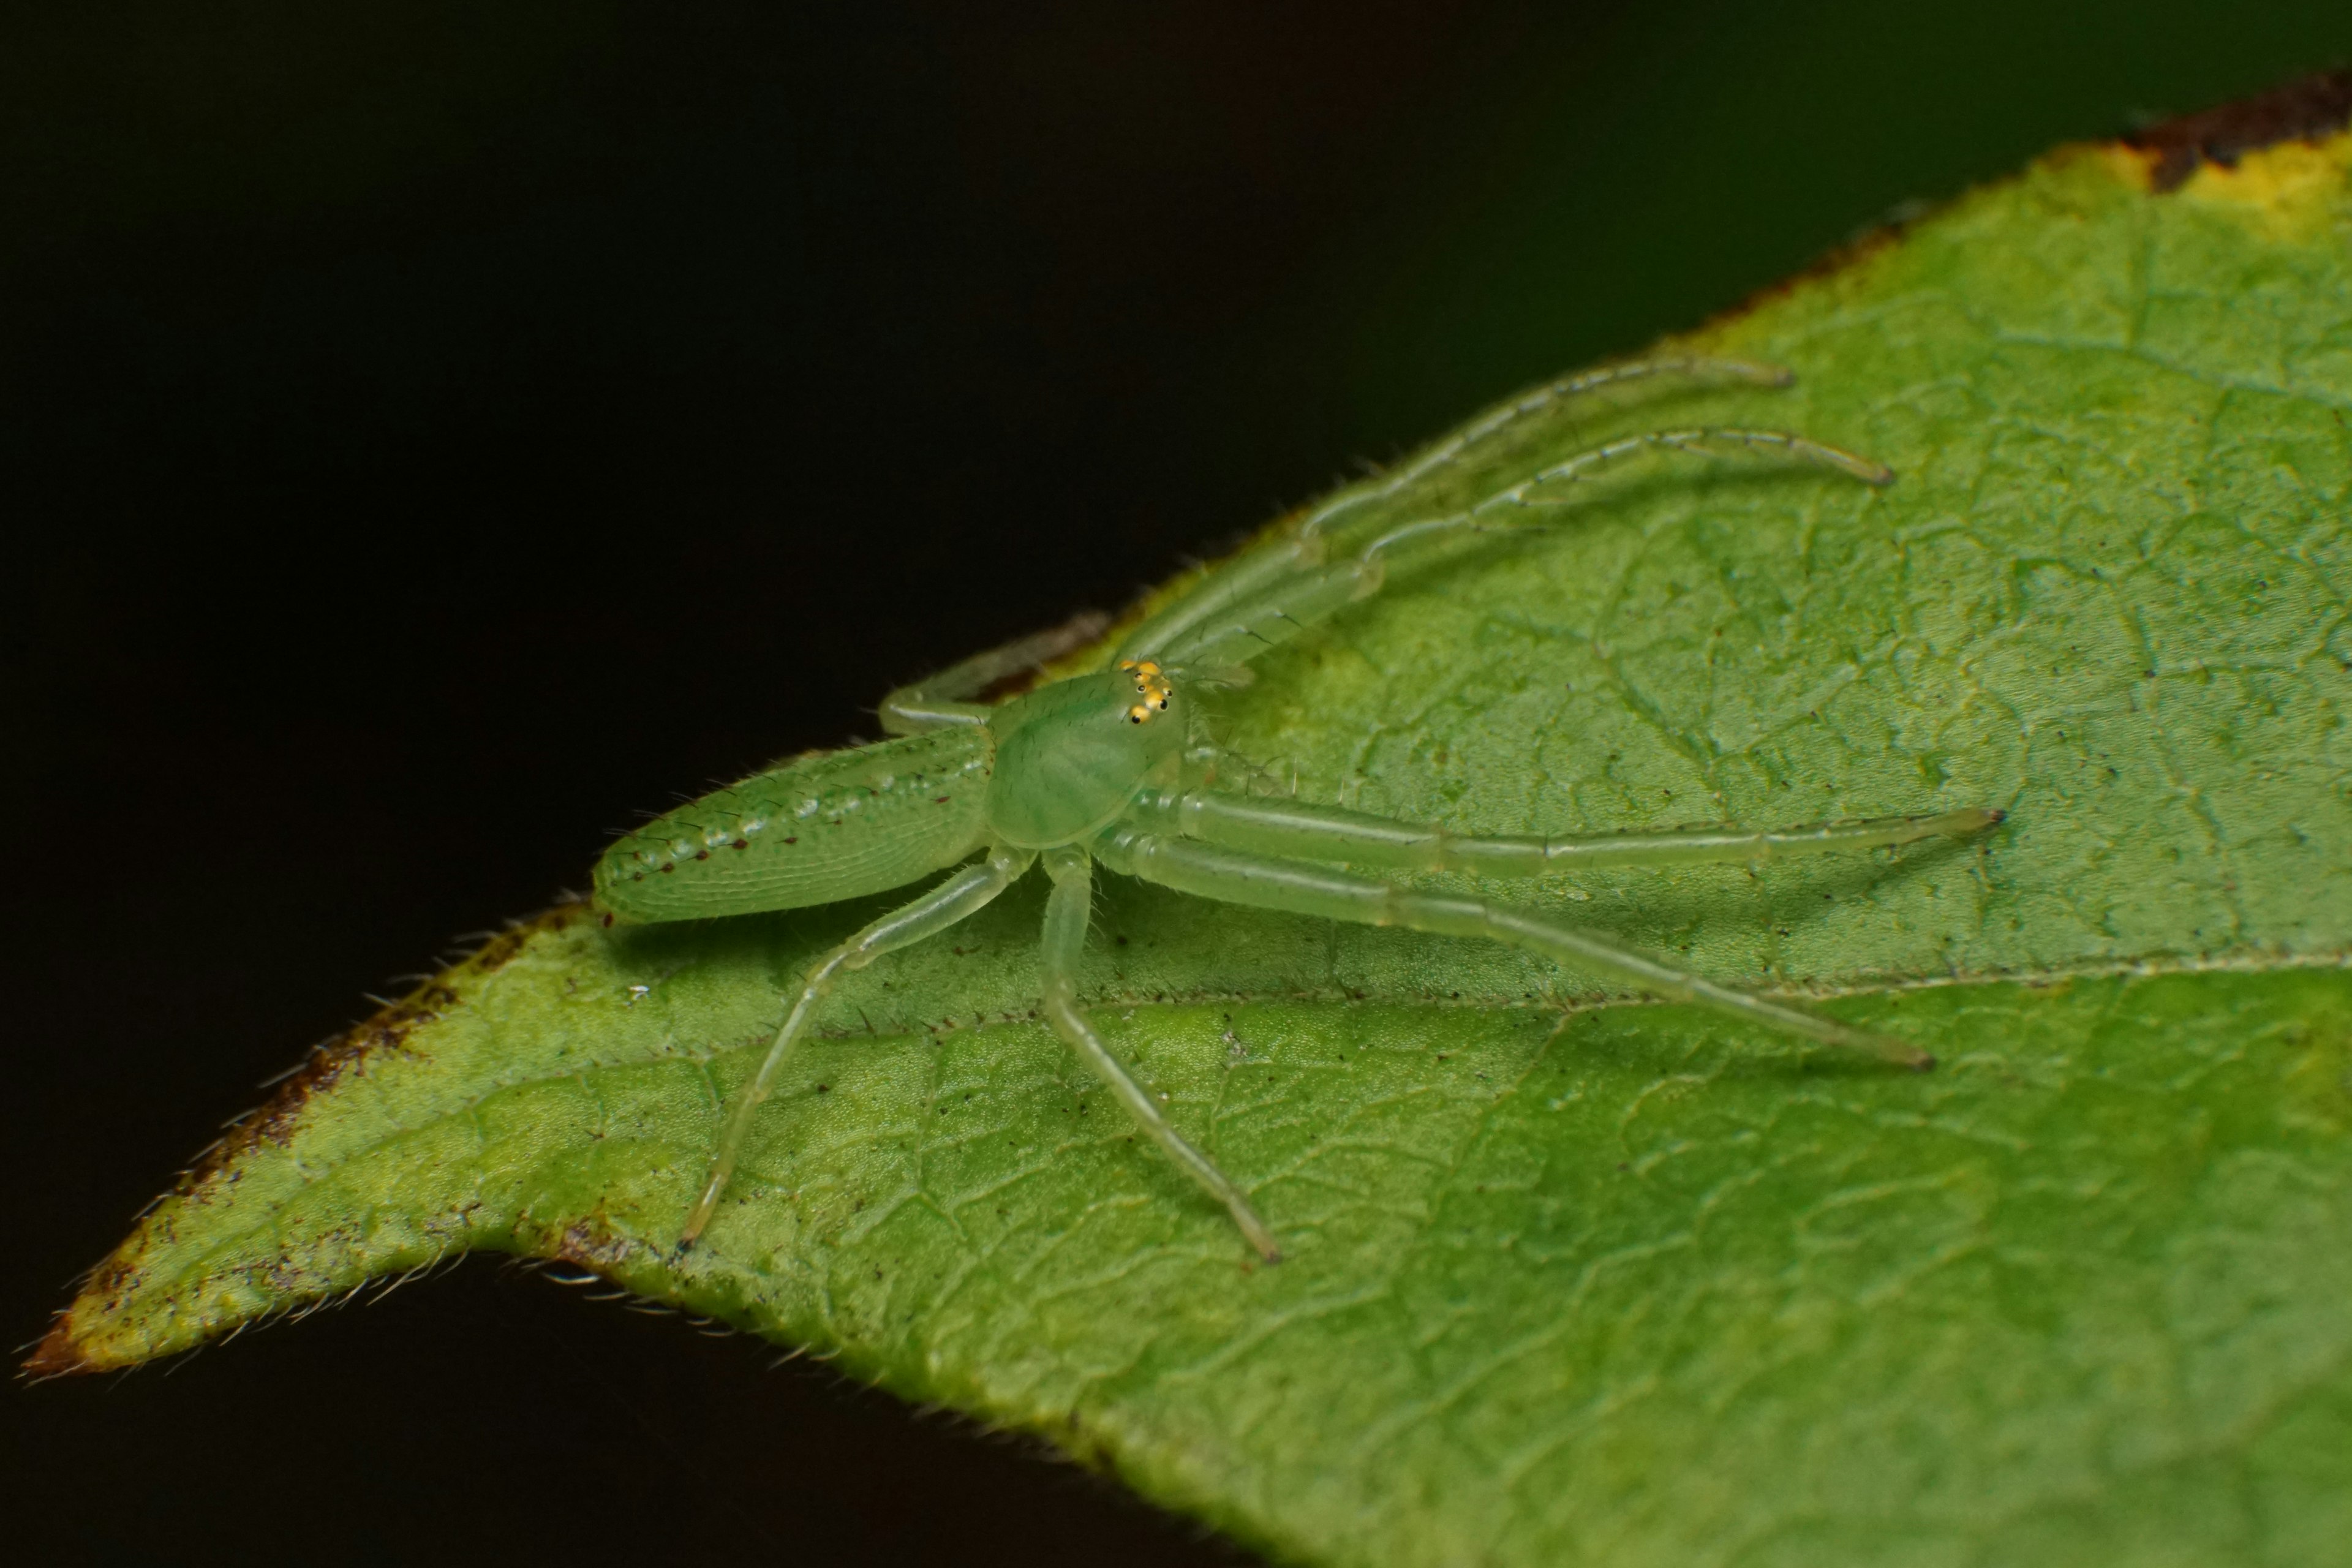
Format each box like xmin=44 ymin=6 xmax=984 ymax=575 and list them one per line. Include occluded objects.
xmin=594 ymin=355 xmax=2003 ymax=1262
xmin=986 ymin=660 xmax=1189 ymax=848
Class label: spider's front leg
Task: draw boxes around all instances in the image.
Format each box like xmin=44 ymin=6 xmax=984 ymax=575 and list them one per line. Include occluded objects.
xmin=1117 ymin=355 xmax=1808 ymax=668
xmin=1150 ymin=426 xmax=1891 ymax=672
xmin=1095 ymin=826 xmax=1934 ymax=1069
xmin=1293 ymin=355 xmax=1796 ymax=538
xmin=1039 ymin=845 xmax=1282 ymax=1262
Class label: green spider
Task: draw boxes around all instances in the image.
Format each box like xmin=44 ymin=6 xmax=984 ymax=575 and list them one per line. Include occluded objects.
xmin=594 ymin=355 xmax=2002 ymax=1262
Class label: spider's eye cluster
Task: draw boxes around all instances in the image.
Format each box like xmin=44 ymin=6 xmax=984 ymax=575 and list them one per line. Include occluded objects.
xmin=1117 ymin=658 xmax=1174 ymax=724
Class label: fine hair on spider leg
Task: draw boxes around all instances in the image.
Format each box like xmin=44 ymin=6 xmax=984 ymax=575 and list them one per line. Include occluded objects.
xmin=600 ymin=360 xmax=1999 ymax=1261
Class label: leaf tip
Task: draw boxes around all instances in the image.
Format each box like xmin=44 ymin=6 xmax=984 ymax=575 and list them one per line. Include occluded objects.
xmin=21 ymin=1315 xmax=99 ymax=1381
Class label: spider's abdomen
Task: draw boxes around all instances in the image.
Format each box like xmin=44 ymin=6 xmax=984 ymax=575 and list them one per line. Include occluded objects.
xmin=986 ymin=663 xmax=1185 ymax=848
xmin=594 ymin=726 xmax=995 ymax=923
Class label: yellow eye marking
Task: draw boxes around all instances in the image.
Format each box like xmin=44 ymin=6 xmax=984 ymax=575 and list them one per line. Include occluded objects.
xmin=1118 ymin=658 xmax=1173 ymax=723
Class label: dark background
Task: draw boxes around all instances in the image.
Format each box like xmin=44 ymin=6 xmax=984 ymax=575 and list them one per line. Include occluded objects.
xmin=10 ymin=4 xmax=2351 ymax=1563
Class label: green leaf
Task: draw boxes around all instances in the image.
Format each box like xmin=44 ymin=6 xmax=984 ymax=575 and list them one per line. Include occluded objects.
xmin=40 ymin=131 xmax=2352 ymax=1568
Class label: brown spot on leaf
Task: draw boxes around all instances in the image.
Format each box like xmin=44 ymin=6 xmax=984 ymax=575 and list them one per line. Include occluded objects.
xmin=546 ymin=1209 xmax=640 ymax=1273
xmin=21 ymin=1253 xmax=139 ymax=1378
xmin=2126 ymin=70 xmax=2352 ymax=192
xmin=468 ymin=922 xmax=538 ymax=977
xmin=1710 ymin=72 xmax=2352 ymax=337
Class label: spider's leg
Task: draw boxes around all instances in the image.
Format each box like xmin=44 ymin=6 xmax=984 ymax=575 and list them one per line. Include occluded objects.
xmin=880 ymin=610 xmax=1111 ymax=734
xmin=1158 ymin=426 xmax=1890 ymax=670
xmin=1359 ymin=426 xmax=1890 ymax=567
xmin=1118 ymin=359 xmax=1797 ymax=665
xmin=679 ymin=843 xmax=1036 ymax=1248
xmin=1296 ymin=355 xmax=1795 ymax=540
xmin=1146 ymin=788 xmax=2003 ymax=876
xmin=1117 ymin=530 xmax=1329 ymax=666
xmin=1039 ymin=844 xmax=1281 ymax=1261
xmin=1097 ymin=827 xmax=1931 ymax=1069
